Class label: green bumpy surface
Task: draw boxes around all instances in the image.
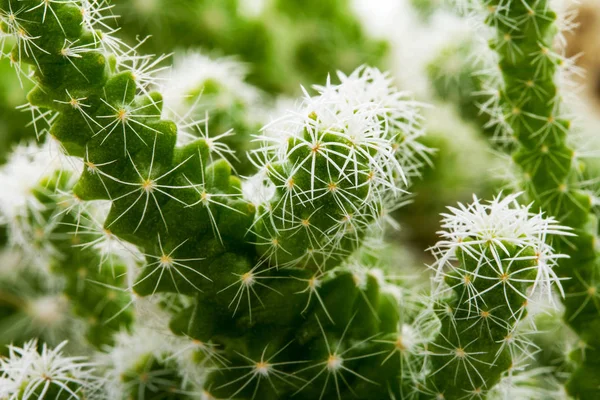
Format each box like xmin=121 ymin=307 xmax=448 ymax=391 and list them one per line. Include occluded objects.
xmin=422 ymin=243 xmax=535 ymax=399
xmin=482 ymin=0 xmax=600 ymax=397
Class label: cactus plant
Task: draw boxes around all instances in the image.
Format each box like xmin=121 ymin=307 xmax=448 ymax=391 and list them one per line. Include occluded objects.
xmin=0 ymin=340 xmax=100 ymax=399
xmin=458 ymin=0 xmax=600 ymax=398
xmin=0 ymin=1 xmax=597 ymax=399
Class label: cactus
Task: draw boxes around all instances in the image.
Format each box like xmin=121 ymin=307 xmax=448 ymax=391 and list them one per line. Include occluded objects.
xmin=0 ymin=340 xmax=100 ymax=399
xmin=0 ymin=1 xmax=591 ymax=399
xmin=459 ymin=0 xmax=600 ymax=398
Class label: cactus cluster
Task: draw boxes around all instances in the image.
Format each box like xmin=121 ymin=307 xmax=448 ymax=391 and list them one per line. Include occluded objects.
xmin=0 ymin=0 xmax=598 ymax=399
xmin=451 ymin=0 xmax=600 ymax=397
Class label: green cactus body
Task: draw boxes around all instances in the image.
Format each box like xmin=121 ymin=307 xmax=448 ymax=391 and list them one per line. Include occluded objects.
xmin=0 ymin=1 xmax=573 ymax=399
xmin=474 ymin=0 xmax=600 ymax=397
xmin=413 ymin=192 xmax=569 ymax=399
xmin=425 ymin=244 xmax=535 ymax=398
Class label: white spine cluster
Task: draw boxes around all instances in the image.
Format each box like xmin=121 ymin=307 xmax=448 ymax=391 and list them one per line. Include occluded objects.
xmin=255 ymin=66 xmax=429 ymax=193
xmin=431 ymin=193 xmax=572 ymax=303
xmin=0 ymin=142 xmax=58 ymax=226
xmin=247 ymin=66 xmax=430 ymax=268
xmin=161 ymin=52 xmax=260 ymax=115
xmin=487 ymin=364 xmax=568 ymax=400
xmin=0 ymin=340 xmax=98 ymax=400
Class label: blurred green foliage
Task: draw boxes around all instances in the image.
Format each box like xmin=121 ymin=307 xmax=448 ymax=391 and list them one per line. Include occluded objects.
xmin=0 ymin=49 xmax=34 ymax=162
xmin=115 ymin=0 xmax=388 ymax=94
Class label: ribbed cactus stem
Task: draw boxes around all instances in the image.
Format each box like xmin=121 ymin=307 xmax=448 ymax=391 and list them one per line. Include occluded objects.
xmin=470 ymin=0 xmax=600 ymax=397
xmin=421 ymin=194 xmax=569 ymax=399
